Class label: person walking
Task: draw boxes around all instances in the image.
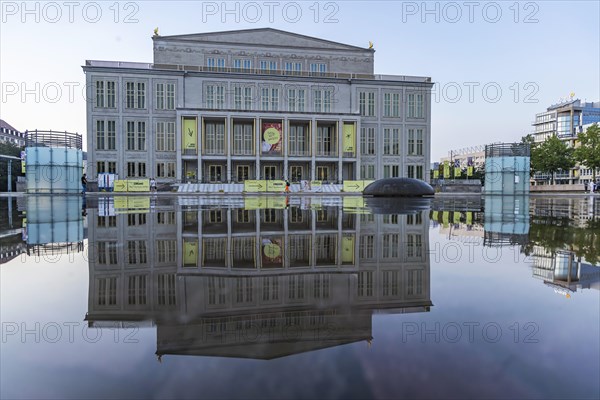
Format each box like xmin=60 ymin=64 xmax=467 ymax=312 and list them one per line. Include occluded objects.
xmin=285 ymin=179 xmax=290 ymax=193
xmin=150 ymin=177 xmax=157 ymax=193
xmin=81 ymin=174 xmax=87 ymax=194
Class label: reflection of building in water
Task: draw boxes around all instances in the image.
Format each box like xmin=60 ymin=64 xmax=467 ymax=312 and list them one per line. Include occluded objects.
xmin=531 ymin=248 xmax=600 ymax=295
xmin=86 ymin=203 xmax=431 ymax=359
xmin=430 ymin=197 xmax=484 ymax=243
xmin=483 ymin=196 xmax=529 ymax=247
xmin=24 ymin=196 xmax=85 ymax=256
xmin=530 ymin=196 xmax=598 ymax=228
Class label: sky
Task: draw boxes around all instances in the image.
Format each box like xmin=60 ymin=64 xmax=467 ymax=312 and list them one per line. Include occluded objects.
xmin=1 ymin=0 xmax=599 ymax=160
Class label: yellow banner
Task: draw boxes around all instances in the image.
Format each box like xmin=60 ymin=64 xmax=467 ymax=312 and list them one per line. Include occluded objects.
xmin=183 ymin=117 xmax=198 ymax=153
xmin=244 ymin=180 xmax=267 ymax=192
xmin=343 ymin=180 xmax=373 ymax=192
xmin=244 ymin=197 xmax=266 ymax=210
xmin=433 ymin=170 xmax=439 ymax=179
xmin=128 ymin=197 xmax=150 ymax=209
xmin=127 ymin=179 xmax=149 ymax=192
xmin=114 ymin=180 xmax=127 ymax=192
xmin=183 ymin=241 xmax=198 ymax=266
xmin=453 ymin=211 xmax=461 ymax=224
xmin=342 ymin=236 xmax=355 ymax=263
xmin=432 ymin=211 xmax=438 ymax=222
xmin=267 ymin=196 xmax=288 ymax=209
xmin=442 ymin=211 xmax=449 ymax=227
xmin=454 ymin=167 xmax=461 ymax=177
xmin=467 ymin=166 xmax=474 ymax=177
xmin=267 ymin=180 xmax=286 ymax=192
xmin=342 ymin=123 xmax=356 ymax=155
xmin=443 ymin=162 xmax=450 ymax=178
xmin=466 ymin=211 xmax=473 ymax=225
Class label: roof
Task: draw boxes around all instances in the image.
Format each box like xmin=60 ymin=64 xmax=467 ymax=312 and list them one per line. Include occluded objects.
xmin=153 ymin=27 xmax=371 ymax=52
xmin=0 ymin=119 xmax=20 ymax=133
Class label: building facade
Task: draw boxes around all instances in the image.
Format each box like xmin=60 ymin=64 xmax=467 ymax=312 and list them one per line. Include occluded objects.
xmin=83 ymin=28 xmax=433 ymax=184
xmin=531 ymin=99 xmax=600 ymax=185
xmin=0 ymin=119 xmax=25 ymax=147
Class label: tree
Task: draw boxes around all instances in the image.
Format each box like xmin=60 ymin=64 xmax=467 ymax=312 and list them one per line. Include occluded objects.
xmin=535 ymin=135 xmax=575 ymax=184
xmin=573 ymin=123 xmax=600 ymax=182
xmin=521 ymin=134 xmax=541 ymax=177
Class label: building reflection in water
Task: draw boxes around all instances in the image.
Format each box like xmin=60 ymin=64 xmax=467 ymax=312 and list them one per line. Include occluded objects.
xmin=85 ymin=196 xmax=432 ymax=360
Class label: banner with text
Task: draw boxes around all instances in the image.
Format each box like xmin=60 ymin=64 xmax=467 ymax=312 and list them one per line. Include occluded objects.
xmin=183 ymin=117 xmax=198 ymax=153
xmin=261 ymin=122 xmax=282 ymax=155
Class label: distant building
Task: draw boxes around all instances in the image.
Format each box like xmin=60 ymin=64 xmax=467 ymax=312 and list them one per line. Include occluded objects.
xmin=531 ymin=99 xmax=600 ymax=185
xmin=0 ymin=119 xmax=25 ymax=147
xmin=439 ymin=144 xmax=487 ymax=171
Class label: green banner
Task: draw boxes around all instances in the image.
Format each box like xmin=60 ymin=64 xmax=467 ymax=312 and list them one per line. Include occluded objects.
xmin=183 ymin=117 xmax=197 ymax=153
xmin=342 ymin=123 xmax=356 ymax=155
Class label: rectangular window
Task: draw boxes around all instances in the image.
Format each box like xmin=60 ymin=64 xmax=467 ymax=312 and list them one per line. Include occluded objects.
xmin=155 ymin=82 xmax=175 ymax=110
xmin=316 ymin=125 xmax=336 ymax=156
xmin=289 ymin=124 xmax=309 ymax=156
xmin=156 ymin=121 xmax=176 ymax=152
xmin=204 ymin=121 xmax=226 ymax=155
xmin=97 ymin=161 xmax=106 ymax=174
xmin=206 ymin=84 xmax=225 ymax=109
xmin=126 ymin=121 xmax=145 ymax=151
xmin=383 ymin=128 xmax=400 ymax=155
xmin=360 ymin=164 xmax=375 ymax=179
xmin=233 ymin=122 xmax=253 ymax=155
xmin=234 ymin=59 xmax=252 ymax=69
xmin=358 ymin=271 xmax=373 ymax=297
xmin=313 ymin=89 xmax=332 ymax=113
xmin=125 ymin=81 xmax=145 ymax=109
xmin=138 ymin=162 xmax=146 ymax=177
xmin=108 ymin=161 xmax=116 ymax=174
xmin=408 ymin=93 xmax=424 ymax=118
xmin=384 ymin=93 xmax=401 ymax=117
xmin=360 ymin=127 xmax=375 ymax=155
xmin=96 ymin=120 xmax=105 ymax=150
xmin=408 ymin=128 xmax=424 ymax=155
xmin=244 ymin=87 xmax=252 ymax=110
xmin=359 ymin=235 xmax=374 ymax=259
xmin=127 ymin=162 xmax=135 ymax=177
xmin=260 ymin=87 xmax=279 ymax=111
xmin=95 ymin=80 xmax=116 ymax=108
xmin=290 ymin=166 xmax=303 ymax=182
xmin=288 ymin=88 xmax=306 ymax=112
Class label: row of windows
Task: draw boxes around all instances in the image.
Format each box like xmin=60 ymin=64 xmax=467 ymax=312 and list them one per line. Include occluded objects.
xmin=96 ymin=120 xmax=175 ymax=151
xmin=97 ymin=212 xmax=176 ymax=229
xmin=96 ymin=273 xmax=176 ymax=307
xmin=96 ymin=161 xmax=175 ymax=178
xmin=360 ymin=127 xmax=424 ymax=156
xmin=207 ymin=57 xmax=327 ymax=74
xmin=0 ymin=127 xmax=24 ymax=137
xmin=360 ymin=92 xmax=425 ymax=118
xmin=95 ymin=80 xmax=175 ymax=110
xmin=359 ymin=164 xmax=424 ymax=180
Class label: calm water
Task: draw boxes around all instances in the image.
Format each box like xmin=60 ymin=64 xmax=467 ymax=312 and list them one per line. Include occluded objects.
xmin=1 ymin=195 xmax=599 ymax=399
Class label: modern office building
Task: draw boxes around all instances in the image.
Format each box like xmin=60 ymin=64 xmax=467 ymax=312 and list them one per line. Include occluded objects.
xmin=83 ymin=28 xmax=433 ymax=184
xmin=531 ymin=99 xmax=600 ymax=185
xmin=0 ymin=119 xmax=25 ymax=147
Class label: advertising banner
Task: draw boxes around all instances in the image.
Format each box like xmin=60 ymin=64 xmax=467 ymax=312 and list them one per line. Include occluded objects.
xmin=261 ymin=237 xmax=283 ymax=268
xmin=443 ymin=162 xmax=450 ymax=178
xmin=127 ymin=179 xmax=150 ymax=192
xmin=261 ymin=122 xmax=282 ymax=155
xmin=342 ymin=236 xmax=355 ymax=263
xmin=342 ymin=123 xmax=356 ymax=155
xmin=244 ymin=180 xmax=267 ymax=192
xmin=183 ymin=117 xmax=198 ymax=153
xmin=183 ymin=241 xmax=198 ymax=266
xmin=266 ymin=180 xmax=286 ymax=192
xmin=113 ymin=180 xmax=127 ymax=192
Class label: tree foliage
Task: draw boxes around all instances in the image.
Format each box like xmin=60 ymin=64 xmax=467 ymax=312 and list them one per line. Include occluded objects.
xmin=532 ymin=135 xmax=575 ymax=184
xmin=573 ymin=123 xmax=600 ymax=181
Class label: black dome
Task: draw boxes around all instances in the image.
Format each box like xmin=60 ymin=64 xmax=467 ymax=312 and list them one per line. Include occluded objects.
xmin=363 ymin=178 xmax=434 ymax=197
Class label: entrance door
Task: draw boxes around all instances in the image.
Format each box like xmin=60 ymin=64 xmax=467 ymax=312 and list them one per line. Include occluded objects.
xmin=209 ymin=165 xmax=222 ymax=182
xmin=237 ymin=165 xmax=250 ymax=182
xmin=290 ymin=166 xmax=303 ymax=182
xmin=317 ymin=166 xmax=329 ymax=181
xmin=264 ymin=165 xmax=277 ymax=180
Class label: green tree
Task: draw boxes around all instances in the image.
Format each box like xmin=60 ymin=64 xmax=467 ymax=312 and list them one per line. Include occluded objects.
xmin=573 ymin=123 xmax=600 ymax=182
xmin=521 ymin=134 xmax=540 ymax=177
xmin=535 ymin=135 xmax=575 ymax=184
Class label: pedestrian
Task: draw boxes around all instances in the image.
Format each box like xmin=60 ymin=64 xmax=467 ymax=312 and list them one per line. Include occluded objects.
xmin=81 ymin=174 xmax=87 ymax=194
xmin=591 ymin=181 xmax=596 ymax=194
xmin=150 ymin=177 xmax=157 ymax=193
xmin=584 ymin=181 xmax=589 ymax=193
xmin=285 ymin=179 xmax=290 ymax=193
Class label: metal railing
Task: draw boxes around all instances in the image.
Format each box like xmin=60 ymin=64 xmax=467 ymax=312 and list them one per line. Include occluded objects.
xmin=485 ymin=143 xmax=530 ymax=157
xmin=25 ymin=130 xmax=82 ymax=150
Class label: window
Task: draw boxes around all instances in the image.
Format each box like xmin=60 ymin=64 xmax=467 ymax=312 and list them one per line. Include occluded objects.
xmin=155 ymin=82 xmax=175 ymax=110
xmin=206 ymin=58 xmax=225 ymax=68
xmin=290 ymin=166 xmax=303 ymax=182
xmin=127 ymin=240 xmax=147 ymax=264
xmin=234 ymin=58 xmax=252 ymax=69
xmin=260 ymin=60 xmax=277 ymax=71
xmin=408 ymin=93 xmax=424 ymax=118
xmin=316 ymin=125 xmax=336 ymax=156
xmin=359 ymin=91 xmax=376 ymax=116
xmin=95 ymin=80 xmax=116 ymax=108
xmin=382 ymin=271 xmax=399 ymax=297
xmin=127 ymin=162 xmax=136 ymax=177
xmin=358 ymin=271 xmax=373 ymax=297
xmin=156 ymin=162 xmax=176 ymax=178
xmin=359 ymin=235 xmax=375 ymax=259
xmin=316 ymin=166 xmax=329 ymax=181
xmin=156 ymin=121 xmax=175 ymax=152
xmin=408 ymin=128 xmax=424 ymax=155
xmin=383 ymin=128 xmax=401 ymax=155
xmin=233 ymin=86 xmax=252 ymax=110
xmin=96 ymin=120 xmax=105 ymax=150
xmin=204 ymin=121 xmax=225 ymax=155
xmin=288 ymin=275 xmax=305 ymax=300
xmin=157 ymin=274 xmax=176 ymax=306
xmin=287 ymin=88 xmax=305 ymax=112
xmin=382 ymin=234 xmax=400 ymax=258
xmin=236 ymin=165 xmax=250 ymax=181
xmin=206 ymin=84 xmax=225 ymax=109
xmin=157 ymin=211 xmax=175 ymax=225
xmin=97 ymin=277 xmax=117 ymax=306
xmin=310 ymin=63 xmax=327 ymax=74
xmin=360 ymin=164 xmax=375 ymax=179
xmin=289 ymin=124 xmax=309 ymax=156
xmin=262 ymin=277 xmax=279 ymax=302
xmin=97 ymin=161 xmax=106 ymax=174
xmin=233 ymin=122 xmax=253 ymax=155
xmin=138 ymin=162 xmax=145 ymax=178
xmin=126 ymin=121 xmax=146 ymax=151
xmin=108 ymin=161 xmax=116 ymax=174
xmin=261 ymin=87 xmax=279 ymax=111
xmin=313 ymin=88 xmax=332 ymax=112
xmin=408 ymin=165 xmax=424 ymax=179
xmin=361 ymin=127 xmax=375 ymax=155
xmin=384 ymin=165 xmax=400 ymax=178
xmin=407 ymin=269 xmax=423 ymax=296
xmin=125 ymin=81 xmax=146 ymax=109
xmin=384 ymin=93 xmax=400 ymax=117
xmin=128 ymin=275 xmax=147 ymax=305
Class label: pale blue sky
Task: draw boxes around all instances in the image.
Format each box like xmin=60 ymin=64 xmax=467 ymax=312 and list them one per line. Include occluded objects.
xmin=1 ymin=1 xmax=599 ymax=159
